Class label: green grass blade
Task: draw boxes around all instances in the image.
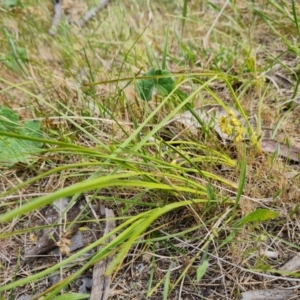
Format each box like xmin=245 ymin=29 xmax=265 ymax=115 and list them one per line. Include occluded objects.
xmin=162 ymin=25 xmax=169 ymax=70
xmin=181 ymin=0 xmax=188 ymax=38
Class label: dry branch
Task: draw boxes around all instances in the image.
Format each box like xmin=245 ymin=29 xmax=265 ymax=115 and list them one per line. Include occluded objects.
xmin=78 ymin=0 xmax=110 ymax=28
xmin=239 ymin=289 xmax=297 ymax=300
xmin=49 ymin=0 xmax=110 ymax=35
xmin=90 ymin=207 xmax=116 ymax=300
xmin=49 ymin=0 xmax=63 ymax=36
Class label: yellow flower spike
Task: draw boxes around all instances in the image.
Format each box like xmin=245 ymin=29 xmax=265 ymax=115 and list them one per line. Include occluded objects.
xmin=219 ymin=116 xmax=231 ymax=134
xmin=228 ymin=110 xmax=235 ymax=116
xmin=219 ymin=110 xmax=246 ymax=144
xmin=230 ymin=117 xmax=241 ymax=127
xmin=234 ymin=134 xmax=242 ymax=143
xmin=233 ymin=128 xmax=244 ymax=143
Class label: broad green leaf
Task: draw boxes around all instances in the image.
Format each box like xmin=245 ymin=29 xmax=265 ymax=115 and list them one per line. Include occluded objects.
xmin=0 ymin=106 xmax=43 ymax=166
xmin=155 ymin=69 xmax=175 ymax=96
xmin=234 ymin=208 xmax=279 ymax=228
xmin=136 ymin=68 xmax=156 ymax=101
xmin=196 ymin=260 xmax=209 ymax=282
xmin=4 ymin=0 xmax=19 ymax=9
xmin=136 ymin=68 xmax=175 ymax=101
xmin=219 ymin=209 xmax=279 ymax=248
xmin=0 ymin=106 xmax=19 ymax=131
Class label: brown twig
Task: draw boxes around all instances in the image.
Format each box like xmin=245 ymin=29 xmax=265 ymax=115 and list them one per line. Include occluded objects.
xmin=90 ymin=207 xmax=116 ymax=300
xmin=78 ymin=0 xmax=110 ymax=28
xmin=49 ymin=0 xmax=110 ymax=35
xmin=49 ymin=0 xmax=63 ymax=36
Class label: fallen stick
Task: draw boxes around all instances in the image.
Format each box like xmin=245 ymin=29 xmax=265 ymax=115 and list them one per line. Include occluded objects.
xmin=49 ymin=0 xmax=110 ymax=35
xmin=90 ymin=207 xmax=116 ymax=300
xmin=49 ymin=0 xmax=63 ymax=36
xmin=78 ymin=0 xmax=110 ymax=28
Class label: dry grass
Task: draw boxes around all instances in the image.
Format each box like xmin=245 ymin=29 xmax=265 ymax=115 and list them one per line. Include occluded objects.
xmin=0 ymin=0 xmax=300 ymax=299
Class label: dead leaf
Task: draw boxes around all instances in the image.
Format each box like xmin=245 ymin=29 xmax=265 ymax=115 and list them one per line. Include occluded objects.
xmin=261 ymin=139 xmax=300 ymax=163
xmin=279 ymin=254 xmax=300 ymax=273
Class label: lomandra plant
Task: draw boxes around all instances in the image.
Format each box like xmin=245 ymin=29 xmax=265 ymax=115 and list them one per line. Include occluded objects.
xmin=0 ymin=73 xmax=278 ymax=299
